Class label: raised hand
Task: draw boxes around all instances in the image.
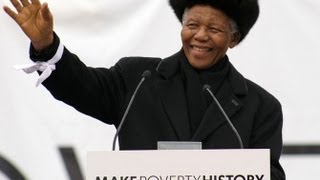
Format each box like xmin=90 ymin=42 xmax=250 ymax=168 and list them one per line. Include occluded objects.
xmin=3 ymin=0 xmax=54 ymax=51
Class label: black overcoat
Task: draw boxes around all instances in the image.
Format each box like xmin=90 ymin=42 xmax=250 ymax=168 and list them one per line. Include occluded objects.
xmin=32 ymin=36 xmax=285 ymax=180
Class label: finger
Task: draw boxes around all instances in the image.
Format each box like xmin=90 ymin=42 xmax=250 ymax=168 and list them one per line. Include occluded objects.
xmin=41 ymin=3 xmax=51 ymax=21
xmin=30 ymin=0 xmax=41 ymax=5
xmin=9 ymin=0 xmax=23 ymax=12
xmin=20 ymin=0 xmax=30 ymax=7
xmin=3 ymin=6 xmax=18 ymax=21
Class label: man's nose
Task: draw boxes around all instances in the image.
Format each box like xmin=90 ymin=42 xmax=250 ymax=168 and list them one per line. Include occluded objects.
xmin=194 ymin=27 xmax=210 ymax=41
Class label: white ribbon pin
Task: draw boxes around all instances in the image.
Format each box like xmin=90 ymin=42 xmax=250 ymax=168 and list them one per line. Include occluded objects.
xmin=13 ymin=43 xmax=64 ymax=87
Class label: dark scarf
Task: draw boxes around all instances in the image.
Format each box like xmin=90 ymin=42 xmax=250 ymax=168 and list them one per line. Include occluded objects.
xmin=179 ymin=53 xmax=231 ymax=135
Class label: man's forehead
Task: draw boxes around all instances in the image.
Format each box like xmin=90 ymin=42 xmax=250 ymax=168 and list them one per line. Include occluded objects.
xmin=183 ymin=6 xmax=230 ymax=25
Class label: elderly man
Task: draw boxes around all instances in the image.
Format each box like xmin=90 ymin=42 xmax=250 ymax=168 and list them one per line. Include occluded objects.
xmin=4 ymin=0 xmax=285 ymax=179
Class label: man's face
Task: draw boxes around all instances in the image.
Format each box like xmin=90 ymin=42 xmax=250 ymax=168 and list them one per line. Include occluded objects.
xmin=181 ymin=5 xmax=239 ymax=69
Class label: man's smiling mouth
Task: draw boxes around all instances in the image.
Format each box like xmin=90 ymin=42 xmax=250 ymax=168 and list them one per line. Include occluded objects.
xmin=191 ymin=45 xmax=213 ymax=52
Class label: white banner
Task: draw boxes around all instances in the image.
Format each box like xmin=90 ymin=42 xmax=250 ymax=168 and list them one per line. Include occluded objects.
xmin=88 ymin=149 xmax=270 ymax=180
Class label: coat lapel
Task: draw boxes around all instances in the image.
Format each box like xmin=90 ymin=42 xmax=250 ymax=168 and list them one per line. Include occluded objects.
xmin=156 ymin=51 xmax=191 ymax=141
xmin=191 ymin=81 xmax=242 ymax=141
xmin=155 ymin=51 xmax=248 ymax=142
xmin=191 ymin=63 xmax=248 ymax=142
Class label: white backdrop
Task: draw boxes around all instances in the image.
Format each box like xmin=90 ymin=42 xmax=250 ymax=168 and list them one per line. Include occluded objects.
xmin=0 ymin=0 xmax=320 ymax=179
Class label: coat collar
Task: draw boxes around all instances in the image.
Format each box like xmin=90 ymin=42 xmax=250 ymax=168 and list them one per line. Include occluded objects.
xmin=157 ymin=50 xmax=248 ymax=95
xmin=155 ymin=51 xmax=191 ymax=140
xmin=156 ymin=50 xmax=182 ymax=79
xmin=156 ymin=50 xmax=248 ymax=141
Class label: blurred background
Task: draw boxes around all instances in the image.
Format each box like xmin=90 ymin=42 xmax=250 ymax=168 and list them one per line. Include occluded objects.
xmin=0 ymin=0 xmax=319 ymax=179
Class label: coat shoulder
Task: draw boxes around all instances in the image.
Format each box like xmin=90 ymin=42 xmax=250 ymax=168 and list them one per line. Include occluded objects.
xmin=244 ymin=78 xmax=282 ymax=108
xmin=116 ymin=56 xmax=162 ymax=73
xmin=112 ymin=56 xmax=162 ymax=88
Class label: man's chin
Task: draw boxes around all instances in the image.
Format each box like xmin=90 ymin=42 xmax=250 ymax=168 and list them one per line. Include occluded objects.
xmin=188 ymin=61 xmax=208 ymax=70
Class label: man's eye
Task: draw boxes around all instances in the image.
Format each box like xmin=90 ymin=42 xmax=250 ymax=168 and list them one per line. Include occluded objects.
xmin=209 ymin=27 xmax=222 ymax=33
xmin=187 ymin=23 xmax=198 ymax=29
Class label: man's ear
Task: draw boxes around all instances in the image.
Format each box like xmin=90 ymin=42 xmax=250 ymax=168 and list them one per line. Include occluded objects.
xmin=229 ymin=32 xmax=241 ymax=48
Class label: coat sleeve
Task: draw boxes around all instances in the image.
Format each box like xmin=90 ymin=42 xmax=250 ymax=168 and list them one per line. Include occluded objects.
xmin=29 ymin=33 xmax=126 ymax=125
xmin=249 ymin=93 xmax=286 ymax=180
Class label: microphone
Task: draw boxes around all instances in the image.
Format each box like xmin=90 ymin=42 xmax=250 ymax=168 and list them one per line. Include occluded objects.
xmin=202 ymin=84 xmax=244 ymax=149
xmin=112 ymin=70 xmax=152 ymax=151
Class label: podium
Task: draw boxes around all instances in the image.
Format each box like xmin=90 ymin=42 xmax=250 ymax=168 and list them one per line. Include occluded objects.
xmin=87 ymin=149 xmax=270 ymax=180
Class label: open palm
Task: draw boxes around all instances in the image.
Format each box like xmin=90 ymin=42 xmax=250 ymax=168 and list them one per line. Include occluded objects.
xmin=4 ymin=0 xmax=54 ymax=50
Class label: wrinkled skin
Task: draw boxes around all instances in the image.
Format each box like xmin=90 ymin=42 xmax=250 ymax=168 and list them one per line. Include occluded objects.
xmin=181 ymin=5 xmax=240 ymax=69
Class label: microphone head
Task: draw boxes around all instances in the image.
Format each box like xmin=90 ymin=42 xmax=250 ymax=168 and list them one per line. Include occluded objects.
xmin=141 ymin=70 xmax=151 ymax=78
xmin=202 ymin=84 xmax=211 ymax=91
